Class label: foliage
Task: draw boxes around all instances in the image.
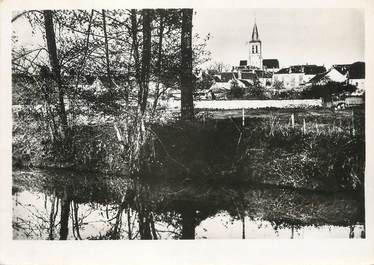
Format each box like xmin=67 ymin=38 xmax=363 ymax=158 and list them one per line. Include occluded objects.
xmin=271 ymin=88 xmax=302 ymax=100
xmin=194 ymin=71 xmax=215 ymax=92
xmin=12 ymin=9 xmax=212 ymax=174
xmin=302 ymin=82 xmax=357 ymax=100
xmin=272 ymin=80 xmax=285 ymax=90
xmin=206 ymin=61 xmax=231 ymax=75
xmin=243 ymin=83 xmax=268 ymax=99
xmin=228 ymin=80 xmax=244 ymax=99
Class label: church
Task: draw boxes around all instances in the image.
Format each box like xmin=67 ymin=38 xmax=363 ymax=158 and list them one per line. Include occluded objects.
xmin=232 ymin=21 xmax=280 ymax=87
xmin=239 ymin=22 xmax=279 ymax=70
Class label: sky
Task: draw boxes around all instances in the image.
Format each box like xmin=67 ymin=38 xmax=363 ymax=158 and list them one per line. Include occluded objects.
xmin=193 ymin=8 xmax=364 ymax=69
xmin=12 ymin=8 xmax=364 ymax=70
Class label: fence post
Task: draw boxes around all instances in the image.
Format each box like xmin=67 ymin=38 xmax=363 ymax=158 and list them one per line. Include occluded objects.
xmin=291 ymin=113 xmax=295 ymax=129
xmin=352 ymin=109 xmax=356 ymax=136
xmin=303 ymin=118 xmax=306 ymax=134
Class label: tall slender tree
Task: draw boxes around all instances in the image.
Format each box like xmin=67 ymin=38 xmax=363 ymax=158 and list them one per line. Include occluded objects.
xmin=102 ymin=9 xmax=113 ymax=88
xmin=180 ymin=9 xmax=194 ymax=121
xmin=138 ymin=9 xmax=153 ymax=114
xmin=43 ymin=10 xmax=68 ymax=138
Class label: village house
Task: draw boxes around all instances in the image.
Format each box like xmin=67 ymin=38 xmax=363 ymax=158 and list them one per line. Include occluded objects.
xmin=306 ymin=67 xmax=347 ymax=86
xmin=347 ymin=62 xmax=365 ymax=92
xmin=306 ymin=61 xmax=365 ymax=93
xmin=263 ymin=59 xmax=280 ymax=73
xmin=273 ymin=64 xmax=326 ymax=89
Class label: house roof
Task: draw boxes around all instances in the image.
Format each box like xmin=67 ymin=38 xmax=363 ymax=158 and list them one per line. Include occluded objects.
xmin=332 ymin=64 xmax=351 ymax=75
xmin=221 ymin=72 xmax=238 ymax=82
xmin=256 ymin=71 xmax=273 ymax=78
xmin=263 ymin=59 xmax=279 ymax=69
xmin=304 ymin=65 xmax=326 ymax=75
xmin=238 ymin=79 xmax=253 ymax=87
xmin=349 ymin=62 xmax=365 ymax=79
xmin=212 ymin=75 xmax=222 ymax=82
xmin=307 ymin=72 xmax=327 ymax=84
xmin=239 ymin=60 xmax=247 ymax=66
xmin=275 ymin=65 xmax=326 ymax=75
xmin=241 ymin=72 xmax=257 ymax=80
xmin=307 ymin=66 xmax=350 ymax=84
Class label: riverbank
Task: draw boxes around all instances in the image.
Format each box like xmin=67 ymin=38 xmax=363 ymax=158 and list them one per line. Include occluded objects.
xmin=12 ymin=107 xmax=365 ymax=192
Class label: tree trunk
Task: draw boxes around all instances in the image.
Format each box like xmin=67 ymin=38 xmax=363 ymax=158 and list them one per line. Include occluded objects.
xmin=180 ymin=9 xmax=194 ymax=121
xmin=59 ymin=191 xmax=71 ymax=240
xmin=152 ymin=12 xmax=165 ymax=114
xmin=102 ymin=9 xmax=113 ymax=88
xmin=139 ymin=9 xmax=153 ymax=114
xmin=43 ymin=10 xmax=68 ymax=137
xmin=181 ymin=204 xmax=196 ymax=239
xmin=130 ymin=9 xmax=141 ymax=94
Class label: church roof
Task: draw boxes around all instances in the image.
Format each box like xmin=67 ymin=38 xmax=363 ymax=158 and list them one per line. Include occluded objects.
xmin=251 ymin=22 xmax=260 ymax=42
xmin=263 ymin=59 xmax=279 ymax=69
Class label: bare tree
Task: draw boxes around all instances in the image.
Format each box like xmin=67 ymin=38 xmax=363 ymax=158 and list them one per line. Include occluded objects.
xmin=43 ymin=10 xmax=68 ymax=138
xmin=139 ymin=9 xmax=153 ymax=114
xmin=180 ymin=9 xmax=194 ymax=121
xmin=101 ymin=9 xmax=113 ymax=88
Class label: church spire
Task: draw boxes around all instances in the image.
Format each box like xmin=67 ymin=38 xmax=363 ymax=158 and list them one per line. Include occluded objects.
xmin=251 ymin=21 xmax=259 ymax=41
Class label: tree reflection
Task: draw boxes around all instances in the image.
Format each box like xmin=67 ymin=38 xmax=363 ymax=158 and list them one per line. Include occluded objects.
xmin=48 ymin=190 xmax=59 ymax=240
xmin=59 ymin=189 xmax=72 ymax=240
xmin=12 ymin=170 xmax=366 ymax=240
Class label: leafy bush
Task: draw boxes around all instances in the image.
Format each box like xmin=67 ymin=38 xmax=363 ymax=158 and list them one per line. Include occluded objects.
xmin=302 ymin=82 xmax=357 ymax=100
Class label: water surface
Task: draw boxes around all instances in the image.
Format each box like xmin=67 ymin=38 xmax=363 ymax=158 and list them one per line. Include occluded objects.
xmin=12 ymin=169 xmax=365 ymax=240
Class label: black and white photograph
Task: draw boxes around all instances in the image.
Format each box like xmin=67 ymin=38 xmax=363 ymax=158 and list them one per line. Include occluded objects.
xmin=9 ymin=7 xmax=367 ymax=242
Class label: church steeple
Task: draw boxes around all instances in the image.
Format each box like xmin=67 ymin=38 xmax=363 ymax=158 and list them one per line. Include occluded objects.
xmin=248 ymin=19 xmax=262 ymax=69
xmin=251 ymin=22 xmax=259 ymax=41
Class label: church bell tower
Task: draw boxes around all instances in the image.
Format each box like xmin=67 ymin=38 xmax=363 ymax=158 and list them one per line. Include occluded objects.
xmin=248 ymin=21 xmax=262 ymax=69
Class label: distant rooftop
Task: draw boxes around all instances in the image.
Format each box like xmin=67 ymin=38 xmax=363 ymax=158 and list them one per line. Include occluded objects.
xmin=275 ymin=65 xmax=326 ymax=75
xmin=263 ymin=59 xmax=279 ymax=69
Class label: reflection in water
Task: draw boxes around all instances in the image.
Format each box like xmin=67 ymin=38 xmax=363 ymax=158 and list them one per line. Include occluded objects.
xmin=12 ymin=170 xmax=365 ymax=240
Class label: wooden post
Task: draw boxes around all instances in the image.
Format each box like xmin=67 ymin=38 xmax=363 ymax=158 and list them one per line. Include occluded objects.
xmin=291 ymin=113 xmax=295 ymax=129
xmin=303 ymin=118 xmax=306 ymax=134
xmin=242 ymin=215 xmax=245 ymax=239
xmin=352 ymin=109 xmax=356 ymax=136
xmin=242 ymin=108 xmax=245 ymax=127
xmin=291 ymin=225 xmax=294 ymax=239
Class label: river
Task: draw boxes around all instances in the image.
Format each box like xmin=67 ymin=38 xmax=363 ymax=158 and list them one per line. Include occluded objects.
xmin=12 ymin=169 xmax=365 ymax=240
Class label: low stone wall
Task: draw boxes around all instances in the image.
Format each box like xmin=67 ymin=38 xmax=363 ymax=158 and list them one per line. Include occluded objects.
xmin=167 ymin=99 xmax=323 ymax=110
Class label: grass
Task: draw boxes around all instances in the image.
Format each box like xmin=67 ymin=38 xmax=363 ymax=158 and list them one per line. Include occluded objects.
xmin=12 ymin=106 xmax=365 ymax=192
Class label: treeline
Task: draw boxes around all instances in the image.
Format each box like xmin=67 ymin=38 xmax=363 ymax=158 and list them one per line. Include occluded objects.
xmin=12 ymin=9 xmax=210 ymax=173
xmin=225 ymin=80 xmax=358 ymax=100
